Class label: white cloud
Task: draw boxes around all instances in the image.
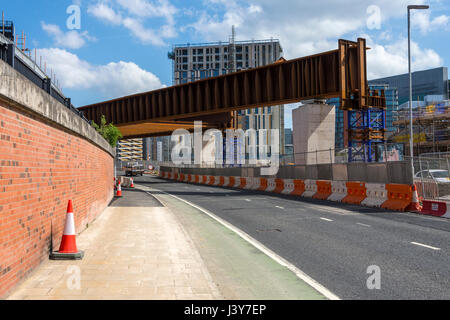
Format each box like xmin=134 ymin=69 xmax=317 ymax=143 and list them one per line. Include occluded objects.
xmin=41 ymin=22 xmax=96 ymax=50
xmin=367 ymin=38 xmax=443 ymax=79
xmin=37 ymin=48 xmax=165 ymax=98
xmin=87 ymin=2 xmax=123 ymax=25
xmin=187 ymin=0 xmax=444 ymax=79
xmin=412 ymin=10 xmax=450 ymax=34
xmin=122 ymin=17 xmax=165 ymax=46
xmin=88 ymin=0 xmax=178 ymax=46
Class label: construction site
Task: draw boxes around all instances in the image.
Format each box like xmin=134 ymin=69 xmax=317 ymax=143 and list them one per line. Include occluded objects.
xmin=1 ymin=3 xmax=450 ymax=303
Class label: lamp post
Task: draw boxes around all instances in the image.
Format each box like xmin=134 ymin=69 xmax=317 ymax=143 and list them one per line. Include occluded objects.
xmin=407 ymin=4 xmax=429 ymax=178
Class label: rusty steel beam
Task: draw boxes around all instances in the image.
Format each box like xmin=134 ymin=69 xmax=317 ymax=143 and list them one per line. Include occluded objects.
xmin=79 ymin=38 xmax=371 ymax=137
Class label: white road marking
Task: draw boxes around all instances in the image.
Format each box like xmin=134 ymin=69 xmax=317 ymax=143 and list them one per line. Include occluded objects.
xmin=410 ymin=242 xmax=441 ymax=251
xmin=320 ymin=218 xmax=333 ymax=222
xmin=144 ymin=187 xmax=340 ymax=300
xmin=356 ymin=223 xmax=371 ymax=227
xmin=275 ymin=206 xmax=284 ymax=209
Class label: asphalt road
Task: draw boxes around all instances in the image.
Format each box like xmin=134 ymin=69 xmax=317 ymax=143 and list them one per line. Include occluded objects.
xmin=134 ymin=176 xmax=450 ymax=300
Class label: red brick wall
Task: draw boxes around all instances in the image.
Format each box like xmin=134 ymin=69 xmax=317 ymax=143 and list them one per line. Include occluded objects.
xmin=0 ymin=100 xmax=114 ymax=298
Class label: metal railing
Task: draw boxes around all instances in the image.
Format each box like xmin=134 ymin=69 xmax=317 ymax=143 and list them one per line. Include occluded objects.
xmin=412 ymin=156 xmax=450 ymax=201
xmin=0 ymin=28 xmax=90 ymax=125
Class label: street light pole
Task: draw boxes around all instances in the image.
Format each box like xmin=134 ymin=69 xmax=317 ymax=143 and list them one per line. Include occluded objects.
xmin=407 ymin=4 xmax=429 ymax=179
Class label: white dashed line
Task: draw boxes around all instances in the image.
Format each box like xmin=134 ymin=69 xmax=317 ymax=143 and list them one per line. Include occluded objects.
xmin=410 ymin=242 xmax=440 ymax=251
xmin=245 ymin=199 xmax=251 ymax=202
xmin=275 ymin=206 xmax=284 ymax=209
xmin=320 ymin=218 xmax=333 ymax=222
xmin=356 ymin=223 xmax=371 ymax=228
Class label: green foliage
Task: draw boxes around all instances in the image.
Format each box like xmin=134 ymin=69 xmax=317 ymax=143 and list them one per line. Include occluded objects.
xmin=92 ymin=115 xmax=123 ymax=147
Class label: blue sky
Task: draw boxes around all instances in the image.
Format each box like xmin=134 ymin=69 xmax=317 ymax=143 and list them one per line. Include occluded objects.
xmin=2 ymin=0 xmax=449 ymax=128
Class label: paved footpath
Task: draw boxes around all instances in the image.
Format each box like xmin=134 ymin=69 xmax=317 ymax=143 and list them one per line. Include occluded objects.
xmin=7 ymin=186 xmax=325 ymax=300
xmin=7 ymin=189 xmax=222 ymax=300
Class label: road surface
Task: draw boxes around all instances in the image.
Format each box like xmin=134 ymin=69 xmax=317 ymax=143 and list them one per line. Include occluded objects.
xmin=134 ymin=175 xmax=450 ymax=300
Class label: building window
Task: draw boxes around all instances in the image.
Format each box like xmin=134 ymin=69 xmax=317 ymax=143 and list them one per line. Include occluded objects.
xmin=215 ymin=48 xmax=220 ymax=54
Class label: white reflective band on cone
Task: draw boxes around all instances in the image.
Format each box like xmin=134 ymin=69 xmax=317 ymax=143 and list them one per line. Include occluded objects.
xmin=63 ymin=212 xmax=76 ymax=235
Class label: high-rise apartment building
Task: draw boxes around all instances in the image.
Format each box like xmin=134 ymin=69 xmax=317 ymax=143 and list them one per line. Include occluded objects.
xmin=171 ymin=38 xmax=285 ymax=155
xmin=116 ymin=139 xmax=149 ymax=162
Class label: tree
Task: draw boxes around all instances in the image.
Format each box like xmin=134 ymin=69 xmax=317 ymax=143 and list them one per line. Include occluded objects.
xmin=92 ymin=115 xmax=123 ymax=148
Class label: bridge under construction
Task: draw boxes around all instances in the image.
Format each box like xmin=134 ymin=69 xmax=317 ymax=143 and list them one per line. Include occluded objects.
xmin=79 ymin=38 xmax=386 ymax=162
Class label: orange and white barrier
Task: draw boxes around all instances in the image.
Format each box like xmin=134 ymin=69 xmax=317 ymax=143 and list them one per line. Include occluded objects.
xmin=342 ymin=182 xmax=366 ymax=205
xmin=291 ymin=180 xmax=306 ymax=196
xmin=157 ymin=171 xmax=442 ymax=217
xmin=361 ymin=183 xmax=387 ymax=207
xmin=313 ymin=181 xmax=332 ymax=200
xmin=237 ymin=177 xmax=247 ymax=189
xmin=327 ymin=181 xmax=347 ymax=202
xmin=381 ymin=184 xmax=413 ymax=211
xmin=273 ymin=179 xmax=285 ymax=194
xmin=258 ymin=178 xmax=268 ymax=191
xmin=282 ymin=179 xmax=295 ymax=195
xmin=266 ymin=178 xmax=277 ymax=193
xmin=227 ymin=176 xmax=236 ymax=188
xmin=302 ymin=180 xmax=317 ymax=197
xmin=233 ymin=177 xmax=242 ymax=188
xmin=212 ymin=176 xmax=220 ymax=186
xmin=244 ymin=177 xmax=255 ymax=190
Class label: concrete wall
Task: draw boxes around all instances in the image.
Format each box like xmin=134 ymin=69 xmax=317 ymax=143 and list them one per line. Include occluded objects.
xmin=292 ymin=104 xmax=335 ymax=165
xmin=0 ymin=60 xmax=115 ymax=298
xmin=161 ymin=161 xmax=413 ymax=185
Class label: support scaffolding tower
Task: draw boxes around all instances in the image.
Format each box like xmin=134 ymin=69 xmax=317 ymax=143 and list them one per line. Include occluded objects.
xmin=339 ymin=38 xmax=387 ymax=162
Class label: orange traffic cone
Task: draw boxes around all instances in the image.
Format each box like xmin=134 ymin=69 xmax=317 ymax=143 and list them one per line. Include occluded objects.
xmin=130 ymin=178 xmax=135 ymax=188
xmin=116 ymin=181 xmax=123 ymax=197
xmin=406 ymin=184 xmax=422 ymax=212
xmin=49 ymin=200 xmax=84 ymax=260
